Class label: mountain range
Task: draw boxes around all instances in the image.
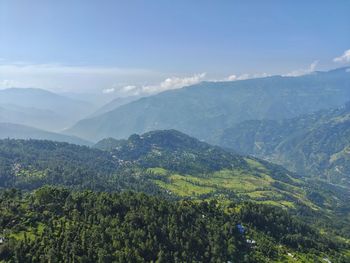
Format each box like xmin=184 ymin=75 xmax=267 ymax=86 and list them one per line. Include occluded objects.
xmin=66 ymin=67 xmax=350 ymax=142
xmin=3 ymin=68 xmax=350 ymax=192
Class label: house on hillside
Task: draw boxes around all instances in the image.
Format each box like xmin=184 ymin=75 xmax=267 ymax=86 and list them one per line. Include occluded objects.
xmin=236 ymin=224 xmax=245 ymax=234
xmin=0 ymin=236 xmax=5 ymax=244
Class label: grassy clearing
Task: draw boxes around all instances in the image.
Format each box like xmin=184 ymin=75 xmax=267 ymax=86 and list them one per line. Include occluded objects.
xmin=9 ymin=222 xmax=45 ymax=241
xmin=153 ymin=169 xmax=273 ymax=196
xmin=148 ymin=162 xmax=321 ymax=210
xmin=154 ymin=178 xmax=214 ymax=196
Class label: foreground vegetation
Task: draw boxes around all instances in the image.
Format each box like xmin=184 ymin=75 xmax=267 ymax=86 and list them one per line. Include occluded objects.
xmin=0 ymin=187 xmax=349 ymax=263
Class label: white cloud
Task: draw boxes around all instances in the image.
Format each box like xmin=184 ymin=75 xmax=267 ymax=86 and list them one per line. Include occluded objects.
xmin=226 ymin=74 xmax=237 ymax=81
xmin=223 ymin=72 xmax=271 ymax=82
xmin=102 ymin=88 xmax=115 ymax=94
xmin=283 ymin=61 xmax=318 ymax=77
xmin=333 ymin=49 xmax=350 ymax=63
xmin=141 ymin=73 xmax=206 ymax=94
xmin=122 ymin=85 xmax=137 ymax=92
xmin=309 ymin=60 xmax=318 ymax=71
xmin=99 ymin=73 xmax=207 ymax=97
xmin=236 ymin=73 xmax=250 ymax=80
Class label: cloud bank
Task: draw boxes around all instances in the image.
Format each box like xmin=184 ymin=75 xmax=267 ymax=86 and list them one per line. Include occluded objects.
xmin=111 ymin=73 xmax=206 ymax=96
xmin=223 ymin=72 xmax=271 ymax=81
xmin=142 ymin=73 xmax=206 ymax=94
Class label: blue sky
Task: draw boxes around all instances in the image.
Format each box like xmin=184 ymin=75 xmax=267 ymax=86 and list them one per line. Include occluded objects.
xmin=0 ymin=0 xmax=349 ymax=94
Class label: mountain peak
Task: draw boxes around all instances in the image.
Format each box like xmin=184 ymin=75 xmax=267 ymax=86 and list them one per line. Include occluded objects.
xmin=96 ymin=129 xmax=212 ymax=154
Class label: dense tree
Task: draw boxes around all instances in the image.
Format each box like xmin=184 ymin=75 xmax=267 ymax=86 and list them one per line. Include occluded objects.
xmin=0 ymin=187 xmax=348 ymax=263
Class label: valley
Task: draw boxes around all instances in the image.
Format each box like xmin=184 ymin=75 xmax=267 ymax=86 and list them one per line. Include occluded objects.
xmin=1 ymin=3 xmax=350 ymax=260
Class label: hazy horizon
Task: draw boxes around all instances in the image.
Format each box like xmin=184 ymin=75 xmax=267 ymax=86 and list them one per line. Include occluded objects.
xmin=1 ymin=0 xmax=349 ymax=96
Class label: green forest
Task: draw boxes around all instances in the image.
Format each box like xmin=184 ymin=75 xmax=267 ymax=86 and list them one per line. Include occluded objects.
xmin=1 ymin=187 xmax=349 ymax=263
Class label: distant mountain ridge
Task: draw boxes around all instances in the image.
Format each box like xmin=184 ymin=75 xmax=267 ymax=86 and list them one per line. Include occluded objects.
xmin=0 ymin=122 xmax=91 ymax=145
xmin=0 ymin=88 xmax=93 ymax=131
xmin=67 ymin=67 xmax=350 ymax=142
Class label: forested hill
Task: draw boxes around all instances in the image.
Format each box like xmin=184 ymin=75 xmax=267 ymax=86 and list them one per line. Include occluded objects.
xmin=0 ymin=139 xmax=152 ymax=193
xmin=1 ymin=130 xmax=349 ymax=216
xmin=0 ymin=187 xmax=348 ymax=263
xmin=218 ymin=102 xmax=350 ymax=186
xmin=94 ymin=129 xmax=248 ymax=174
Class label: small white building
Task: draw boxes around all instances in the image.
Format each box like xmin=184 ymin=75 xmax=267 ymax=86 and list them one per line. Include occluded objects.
xmin=246 ymin=239 xmax=256 ymax=245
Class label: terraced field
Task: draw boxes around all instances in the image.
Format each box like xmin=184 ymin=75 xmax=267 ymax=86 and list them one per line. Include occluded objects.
xmin=147 ymin=158 xmax=316 ymax=210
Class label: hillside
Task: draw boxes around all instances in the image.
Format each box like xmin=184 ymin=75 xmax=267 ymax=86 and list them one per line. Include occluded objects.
xmin=0 ymin=88 xmax=93 ymax=131
xmin=66 ymin=67 xmax=350 ymax=141
xmin=218 ymin=102 xmax=350 ymax=187
xmin=0 ymin=131 xmax=307 ymax=207
xmin=89 ymin=95 xmax=141 ymax=117
xmin=1 ymin=131 xmax=350 ymax=227
xmin=0 ymin=129 xmax=345 ymax=213
xmin=1 ymin=131 xmax=350 ymax=262
xmin=0 ymin=122 xmax=91 ymax=146
xmin=94 ymin=130 xmax=249 ymax=174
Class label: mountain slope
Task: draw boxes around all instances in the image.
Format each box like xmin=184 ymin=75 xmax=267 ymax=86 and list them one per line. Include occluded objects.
xmin=89 ymin=95 xmax=141 ymax=117
xmin=0 ymin=130 xmax=319 ymax=210
xmin=0 ymin=88 xmax=93 ymax=131
xmin=67 ymin=67 xmax=350 ymax=141
xmin=218 ymin=102 xmax=350 ymax=186
xmin=94 ymin=130 xmax=350 ymax=212
xmin=0 ymin=122 xmax=91 ymax=145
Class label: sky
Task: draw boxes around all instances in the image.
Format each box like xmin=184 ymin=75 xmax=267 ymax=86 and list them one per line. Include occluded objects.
xmin=0 ymin=0 xmax=349 ymax=95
